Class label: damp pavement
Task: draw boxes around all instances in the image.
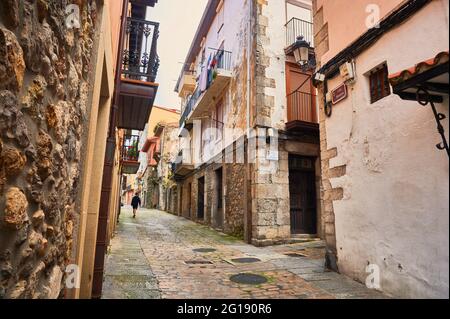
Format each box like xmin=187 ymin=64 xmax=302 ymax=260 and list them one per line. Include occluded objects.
xmin=102 ymin=207 xmax=386 ymax=299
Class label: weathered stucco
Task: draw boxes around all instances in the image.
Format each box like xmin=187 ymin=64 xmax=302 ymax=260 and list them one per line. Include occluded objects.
xmin=317 ymin=0 xmax=449 ymax=298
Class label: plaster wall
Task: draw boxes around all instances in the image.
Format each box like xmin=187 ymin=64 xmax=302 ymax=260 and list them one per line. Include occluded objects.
xmin=314 ymin=0 xmax=404 ymax=65
xmin=323 ymin=0 xmax=449 ymax=298
xmin=188 ymin=0 xmax=250 ymax=165
xmin=260 ymin=0 xmax=312 ymax=129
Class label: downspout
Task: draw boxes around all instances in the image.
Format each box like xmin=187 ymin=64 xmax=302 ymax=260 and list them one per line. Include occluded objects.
xmin=91 ymin=0 xmax=130 ymax=299
xmin=313 ymin=73 xmax=338 ymax=271
xmin=246 ymin=0 xmax=252 ymax=133
xmin=244 ymin=0 xmax=253 ymax=244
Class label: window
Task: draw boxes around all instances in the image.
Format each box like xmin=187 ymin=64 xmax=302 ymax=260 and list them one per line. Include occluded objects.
xmin=217 ymin=41 xmax=225 ymax=69
xmin=216 ymin=168 xmax=223 ymax=209
xmin=369 ymin=64 xmax=391 ymax=103
xmin=201 ymin=120 xmax=211 ymax=161
xmin=215 ymin=98 xmax=224 ymax=141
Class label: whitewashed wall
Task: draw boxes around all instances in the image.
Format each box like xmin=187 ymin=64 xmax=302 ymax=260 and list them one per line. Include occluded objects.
xmin=325 ymin=0 xmax=449 ymax=298
xmin=190 ymin=0 xmax=250 ymax=164
xmin=137 ymin=124 xmax=149 ymax=175
xmin=261 ymin=0 xmax=313 ymax=129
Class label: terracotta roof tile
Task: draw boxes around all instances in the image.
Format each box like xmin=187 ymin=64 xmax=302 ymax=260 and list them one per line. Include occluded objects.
xmin=389 ymin=51 xmax=449 ymax=86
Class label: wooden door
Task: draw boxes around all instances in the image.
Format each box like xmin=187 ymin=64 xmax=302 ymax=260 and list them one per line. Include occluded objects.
xmin=187 ymin=183 xmax=192 ymax=218
xmin=197 ymin=177 xmax=205 ymax=219
xmin=289 ymin=156 xmax=317 ymax=234
xmin=215 ymin=168 xmax=223 ymax=228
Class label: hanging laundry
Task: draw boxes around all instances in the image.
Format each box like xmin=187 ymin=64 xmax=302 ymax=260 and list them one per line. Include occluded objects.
xmin=199 ymin=59 xmax=208 ymax=92
xmin=206 ymin=54 xmax=213 ymax=89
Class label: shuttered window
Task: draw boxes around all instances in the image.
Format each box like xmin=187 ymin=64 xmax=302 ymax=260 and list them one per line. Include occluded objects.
xmin=369 ymin=64 xmax=391 ymax=103
xmin=215 ymin=98 xmax=224 ymax=141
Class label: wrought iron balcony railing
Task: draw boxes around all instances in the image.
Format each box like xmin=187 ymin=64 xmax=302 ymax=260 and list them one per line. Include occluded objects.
xmin=121 ymin=17 xmax=160 ymax=83
xmin=179 ymin=86 xmax=201 ymax=127
xmin=285 ymin=17 xmax=313 ymax=48
xmin=179 ymin=48 xmax=232 ymax=127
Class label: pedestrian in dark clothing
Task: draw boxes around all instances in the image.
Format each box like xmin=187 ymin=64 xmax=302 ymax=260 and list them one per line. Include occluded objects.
xmin=131 ymin=193 xmax=141 ymax=218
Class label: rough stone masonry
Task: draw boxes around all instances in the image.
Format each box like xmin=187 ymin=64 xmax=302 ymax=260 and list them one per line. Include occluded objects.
xmin=0 ymin=0 xmax=97 ymax=299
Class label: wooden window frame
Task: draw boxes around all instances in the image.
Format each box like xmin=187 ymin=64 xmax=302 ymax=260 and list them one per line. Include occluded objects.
xmin=369 ymin=64 xmax=391 ymax=104
xmin=215 ymin=98 xmax=224 ymax=141
xmin=216 ymin=168 xmax=223 ymax=209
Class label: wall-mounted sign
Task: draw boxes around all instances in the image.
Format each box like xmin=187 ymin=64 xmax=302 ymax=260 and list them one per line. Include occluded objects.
xmin=331 ymin=83 xmax=348 ymax=105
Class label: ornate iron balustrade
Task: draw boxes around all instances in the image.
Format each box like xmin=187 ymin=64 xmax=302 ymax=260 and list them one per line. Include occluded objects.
xmin=285 ymin=17 xmax=313 ymax=48
xmin=122 ymin=134 xmax=140 ymax=162
xmin=179 ymin=86 xmax=201 ymax=127
xmin=179 ymin=48 xmax=232 ymax=126
xmin=121 ymin=17 xmax=159 ymax=82
xmin=208 ymin=48 xmax=232 ymax=71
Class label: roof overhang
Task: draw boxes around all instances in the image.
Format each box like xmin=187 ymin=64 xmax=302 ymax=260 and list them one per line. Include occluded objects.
xmin=175 ymin=0 xmax=221 ymax=92
xmin=389 ymin=51 xmax=449 ymax=103
xmin=389 ymin=51 xmax=449 ymax=157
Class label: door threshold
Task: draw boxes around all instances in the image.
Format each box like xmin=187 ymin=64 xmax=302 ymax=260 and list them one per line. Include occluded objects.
xmin=291 ymin=234 xmax=318 ymax=239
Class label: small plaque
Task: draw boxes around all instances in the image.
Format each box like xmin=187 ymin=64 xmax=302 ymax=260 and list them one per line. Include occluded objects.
xmin=331 ymin=83 xmax=348 ymax=105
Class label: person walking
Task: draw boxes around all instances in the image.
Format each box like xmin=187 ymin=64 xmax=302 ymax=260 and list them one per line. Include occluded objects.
xmin=131 ymin=193 xmax=141 ymax=218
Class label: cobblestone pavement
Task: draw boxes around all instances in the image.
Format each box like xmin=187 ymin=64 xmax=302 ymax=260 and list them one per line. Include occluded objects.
xmin=102 ymin=207 xmax=386 ymax=299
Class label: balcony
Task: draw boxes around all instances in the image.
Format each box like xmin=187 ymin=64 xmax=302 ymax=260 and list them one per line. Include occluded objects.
xmin=285 ymin=18 xmax=314 ymax=54
xmin=177 ymin=71 xmax=196 ymax=97
xmin=286 ymin=91 xmax=319 ymax=133
xmin=121 ymin=134 xmax=140 ymax=174
xmin=171 ymin=150 xmax=194 ymax=180
xmin=117 ymin=11 xmax=160 ymax=130
xmin=179 ymin=49 xmax=233 ymax=127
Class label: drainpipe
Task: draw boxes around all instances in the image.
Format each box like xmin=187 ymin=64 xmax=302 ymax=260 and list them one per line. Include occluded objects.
xmin=246 ymin=0 xmax=252 ymax=133
xmin=323 ymin=79 xmax=331 ymax=117
xmin=244 ymin=0 xmax=253 ymax=244
xmin=313 ymin=72 xmax=339 ymax=271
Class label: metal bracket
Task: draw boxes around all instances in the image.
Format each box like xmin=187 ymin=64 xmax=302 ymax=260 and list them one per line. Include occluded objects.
xmin=416 ymin=88 xmax=449 ymax=157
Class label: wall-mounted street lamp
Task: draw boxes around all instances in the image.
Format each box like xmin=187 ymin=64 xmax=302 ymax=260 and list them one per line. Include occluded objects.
xmin=292 ymin=36 xmax=316 ymax=70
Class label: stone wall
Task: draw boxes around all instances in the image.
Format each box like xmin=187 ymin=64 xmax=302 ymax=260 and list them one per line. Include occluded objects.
xmin=317 ymin=85 xmax=341 ymax=271
xmin=0 ymin=0 xmax=98 ymax=299
xmin=177 ymin=144 xmax=247 ymax=239
xmin=223 ymin=163 xmax=246 ymax=238
xmin=157 ymin=124 xmax=179 ymax=211
xmin=144 ymin=168 xmax=158 ymax=209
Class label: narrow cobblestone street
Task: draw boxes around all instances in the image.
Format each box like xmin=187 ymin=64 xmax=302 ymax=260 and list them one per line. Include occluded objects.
xmin=102 ymin=207 xmax=386 ymax=299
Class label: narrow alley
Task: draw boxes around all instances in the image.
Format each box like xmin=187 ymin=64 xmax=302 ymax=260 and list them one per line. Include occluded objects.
xmin=0 ymin=0 xmax=447 ymax=302
xmin=102 ymin=207 xmax=385 ymax=299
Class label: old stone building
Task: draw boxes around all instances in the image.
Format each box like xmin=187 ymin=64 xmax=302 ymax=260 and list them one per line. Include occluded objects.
xmin=0 ymin=0 xmax=160 ymax=299
xmin=136 ymin=106 xmax=180 ymax=208
xmin=155 ymin=122 xmax=179 ymax=213
xmin=172 ymin=0 xmax=322 ymax=244
xmin=312 ymin=0 xmax=449 ymax=298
